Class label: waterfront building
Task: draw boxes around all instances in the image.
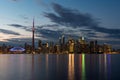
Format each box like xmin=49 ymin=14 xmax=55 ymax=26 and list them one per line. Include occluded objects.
xmin=0 ymin=46 xmax=2 ymax=54
xmin=90 ymin=41 xmax=97 ymax=53
xmin=103 ymin=43 xmax=112 ymax=54
xmin=68 ymin=39 xmax=75 ymax=53
xmin=38 ymin=40 xmax=42 ymax=53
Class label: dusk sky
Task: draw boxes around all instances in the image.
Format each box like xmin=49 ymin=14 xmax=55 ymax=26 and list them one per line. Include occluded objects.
xmin=0 ymin=0 xmax=120 ymax=48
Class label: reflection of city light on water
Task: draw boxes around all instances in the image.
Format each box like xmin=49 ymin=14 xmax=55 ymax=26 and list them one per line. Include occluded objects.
xmin=68 ymin=54 xmax=75 ymax=80
xmin=107 ymin=54 xmax=111 ymax=80
xmin=79 ymin=54 xmax=86 ymax=80
xmin=81 ymin=54 xmax=86 ymax=80
xmin=99 ymin=54 xmax=111 ymax=80
xmin=104 ymin=54 xmax=111 ymax=80
xmin=101 ymin=54 xmax=111 ymax=80
xmin=46 ymin=54 xmax=48 ymax=70
xmin=31 ymin=54 xmax=35 ymax=80
xmin=46 ymin=54 xmax=49 ymax=80
xmin=104 ymin=54 xmax=107 ymax=79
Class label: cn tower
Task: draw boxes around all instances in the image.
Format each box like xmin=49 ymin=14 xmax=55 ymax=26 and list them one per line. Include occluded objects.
xmin=32 ymin=18 xmax=35 ymax=53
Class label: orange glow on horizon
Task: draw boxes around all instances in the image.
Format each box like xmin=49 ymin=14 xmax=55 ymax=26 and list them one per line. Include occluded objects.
xmin=0 ymin=33 xmax=13 ymax=42
xmin=0 ymin=33 xmax=34 ymax=42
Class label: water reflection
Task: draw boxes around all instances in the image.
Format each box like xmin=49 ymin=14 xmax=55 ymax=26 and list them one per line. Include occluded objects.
xmin=46 ymin=54 xmax=49 ymax=80
xmin=0 ymin=54 xmax=33 ymax=80
xmin=0 ymin=54 xmax=115 ymax=80
xmin=78 ymin=54 xmax=86 ymax=80
xmin=81 ymin=54 xmax=86 ymax=80
xmin=31 ymin=54 xmax=34 ymax=80
xmin=68 ymin=54 xmax=75 ymax=80
xmin=105 ymin=54 xmax=111 ymax=80
xmin=98 ymin=54 xmax=111 ymax=80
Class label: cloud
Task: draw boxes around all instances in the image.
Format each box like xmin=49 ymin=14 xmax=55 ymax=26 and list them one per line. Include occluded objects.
xmin=37 ymin=24 xmax=61 ymax=31
xmin=8 ymin=24 xmax=29 ymax=30
xmin=36 ymin=28 xmax=62 ymax=41
xmin=91 ymin=26 xmax=120 ymax=35
xmin=8 ymin=24 xmax=25 ymax=28
xmin=44 ymin=3 xmax=120 ymax=35
xmin=0 ymin=29 xmax=20 ymax=35
xmin=44 ymin=3 xmax=98 ymax=28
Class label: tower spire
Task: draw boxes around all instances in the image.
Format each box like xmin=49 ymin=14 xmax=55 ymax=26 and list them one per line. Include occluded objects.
xmin=32 ymin=18 xmax=35 ymax=53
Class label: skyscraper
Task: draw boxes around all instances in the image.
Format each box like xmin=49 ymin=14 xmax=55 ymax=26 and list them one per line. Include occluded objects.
xmin=62 ymin=35 xmax=65 ymax=45
xmin=59 ymin=37 xmax=62 ymax=45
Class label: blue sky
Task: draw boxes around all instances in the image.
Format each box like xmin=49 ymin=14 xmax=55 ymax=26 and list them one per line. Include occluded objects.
xmin=0 ymin=0 xmax=120 ymax=48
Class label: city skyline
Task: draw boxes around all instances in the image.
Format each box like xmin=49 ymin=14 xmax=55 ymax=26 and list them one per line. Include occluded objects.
xmin=0 ymin=0 xmax=120 ymax=49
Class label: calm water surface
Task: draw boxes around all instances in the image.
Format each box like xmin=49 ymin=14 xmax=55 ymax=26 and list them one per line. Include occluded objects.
xmin=0 ymin=54 xmax=120 ymax=80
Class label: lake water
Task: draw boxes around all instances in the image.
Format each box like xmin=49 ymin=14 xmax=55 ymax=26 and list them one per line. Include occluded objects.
xmin=0 ymin=54 xmax=120 ymax=80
